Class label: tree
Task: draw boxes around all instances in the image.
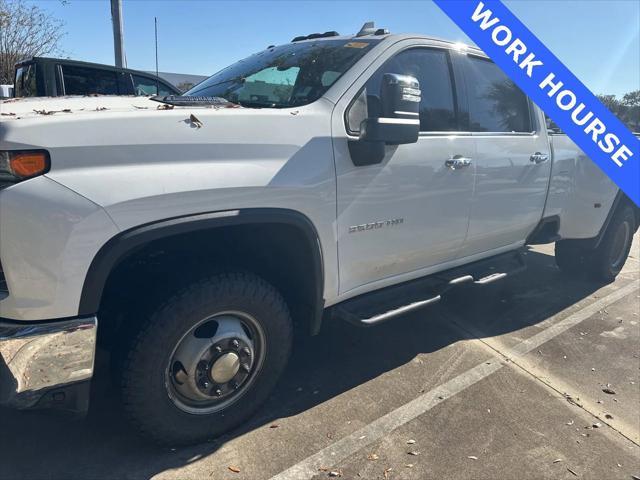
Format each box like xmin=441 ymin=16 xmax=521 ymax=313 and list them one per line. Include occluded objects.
xmin=0 ymin=0 xmax=65 ymax=84
xmin=622 ymin=90 xmax=640 ymax=108
xmin=596 ymin=94 xmax=621 ymax=113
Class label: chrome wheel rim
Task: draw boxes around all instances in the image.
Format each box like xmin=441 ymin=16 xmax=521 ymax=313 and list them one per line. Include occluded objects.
xmin=610 ymin=221 xmax=631 ymax=270
xmin=165 ymin=311 xmax=266 ymax=415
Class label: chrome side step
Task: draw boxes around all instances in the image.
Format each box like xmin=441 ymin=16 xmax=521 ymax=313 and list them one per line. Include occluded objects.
xmin=474 ymin=272 xmax=508 ymax=285
xmin=333 ymin=250 xmax=528 ymax=328
xmin=359 ymin=295 xmax=441 ymax=326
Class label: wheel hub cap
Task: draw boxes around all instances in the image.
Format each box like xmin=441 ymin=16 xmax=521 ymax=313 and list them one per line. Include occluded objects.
xmin=210 ymin=352 xmax=240 ymax=383
xmin=166 ymin=313 xmax=264 ymax=414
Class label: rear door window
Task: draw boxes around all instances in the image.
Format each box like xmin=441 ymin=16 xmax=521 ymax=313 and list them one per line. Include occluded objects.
xmin=462 ymin=56 xmax=532 ymax=133
xmin=62 ymin=65 xmax=120 ymax=95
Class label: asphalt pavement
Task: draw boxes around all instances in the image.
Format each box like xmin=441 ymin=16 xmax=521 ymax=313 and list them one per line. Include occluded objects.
xmin=1 ymin=237 xmax=639 ymax=480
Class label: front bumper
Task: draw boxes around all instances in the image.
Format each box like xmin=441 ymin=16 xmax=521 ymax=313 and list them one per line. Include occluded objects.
xmin=0 ymin=316 xmax=97 ymax=413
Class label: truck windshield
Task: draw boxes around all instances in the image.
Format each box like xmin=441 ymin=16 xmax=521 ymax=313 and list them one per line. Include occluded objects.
xmin=185 ymin=39 xmax=379 ymax=108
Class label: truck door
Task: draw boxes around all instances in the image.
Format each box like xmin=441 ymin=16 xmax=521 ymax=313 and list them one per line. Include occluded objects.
xmin=456 ymin=54 xmax=552 ymax=257
xmin=332 ymin=46 xmax=475 ymax=296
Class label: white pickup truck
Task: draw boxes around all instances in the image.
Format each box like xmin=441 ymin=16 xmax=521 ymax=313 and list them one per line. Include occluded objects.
xmin=1 ymin=23 xmax=638 ymax=444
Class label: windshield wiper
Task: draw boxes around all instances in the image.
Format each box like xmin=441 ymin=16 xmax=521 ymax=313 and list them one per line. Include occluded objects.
xmin=150 ymin=95 xmax=236 ymax=107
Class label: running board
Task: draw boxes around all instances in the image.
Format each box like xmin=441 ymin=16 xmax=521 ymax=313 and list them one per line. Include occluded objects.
xmin=354 ymin=295 xmax=441 ymax=326
xmin=332 ymin=250 xmax=527 ymax=327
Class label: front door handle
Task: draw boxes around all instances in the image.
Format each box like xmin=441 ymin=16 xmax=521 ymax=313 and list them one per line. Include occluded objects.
xmin=530 ymin=152 xmax=549 ymax=164
xmin=445 ymin=155 xmax=472 ymax=170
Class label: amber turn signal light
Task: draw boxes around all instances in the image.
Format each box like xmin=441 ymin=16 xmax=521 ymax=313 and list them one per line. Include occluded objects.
xmin=10 ymin=152 xmax=48 ymax=177
xmin=0 ymin=150 xmax=50 ymax=182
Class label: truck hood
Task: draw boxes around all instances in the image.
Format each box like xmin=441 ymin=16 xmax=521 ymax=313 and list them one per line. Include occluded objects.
xmin=0 ymin=95 xmax=230 ymax=120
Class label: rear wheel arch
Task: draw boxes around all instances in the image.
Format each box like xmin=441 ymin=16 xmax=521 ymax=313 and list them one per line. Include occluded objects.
xmin=80 ymin=208 xmax=326 ymax=336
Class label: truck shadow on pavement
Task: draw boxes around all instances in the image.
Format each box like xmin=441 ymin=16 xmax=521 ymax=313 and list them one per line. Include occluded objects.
xmin=0 ymin=248 xmax=613 ymax=480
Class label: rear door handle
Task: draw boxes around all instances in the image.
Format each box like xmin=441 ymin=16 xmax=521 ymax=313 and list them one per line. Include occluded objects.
xmin=530 ymin=152 xmax=549 ymax=164
xmin=445 ymin=155 xmax=472 ymax=170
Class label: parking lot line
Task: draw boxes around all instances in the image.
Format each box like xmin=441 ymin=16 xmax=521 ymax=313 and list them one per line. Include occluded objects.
xmin=270 ymin=279 xmax=639 ymax=480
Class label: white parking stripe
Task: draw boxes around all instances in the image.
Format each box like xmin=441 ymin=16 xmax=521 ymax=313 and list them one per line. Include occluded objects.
xmin=270 ymin=280 xmax=639 ymax=480
xmin=511 ymin=279 xmax=639 ymax=357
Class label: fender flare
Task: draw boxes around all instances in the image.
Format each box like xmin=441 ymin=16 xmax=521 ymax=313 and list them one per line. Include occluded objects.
xmin=79 ymin=208 xmax=325 ymax=333
xmin=585 ymin=190 xmax=638 ymax=249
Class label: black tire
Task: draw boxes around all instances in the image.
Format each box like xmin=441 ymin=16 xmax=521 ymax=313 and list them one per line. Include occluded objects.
xmin=554 ymin=239 xmax=592 ymax=277
xmin=589 ymin=205 xmax=635 ymax=282
xmin=119 ymin=272 xmax=292 ymax=445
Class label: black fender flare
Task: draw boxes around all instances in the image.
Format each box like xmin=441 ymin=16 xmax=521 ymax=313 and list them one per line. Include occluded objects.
xmin=79 ymin=208 xmax=325 ymax=334
xmin=584 ymin=190 xmax=638 ymax=249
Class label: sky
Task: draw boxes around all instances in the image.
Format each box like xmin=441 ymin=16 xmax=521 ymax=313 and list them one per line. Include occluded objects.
xmin=28 ymin=0 xmax=640 ymax=98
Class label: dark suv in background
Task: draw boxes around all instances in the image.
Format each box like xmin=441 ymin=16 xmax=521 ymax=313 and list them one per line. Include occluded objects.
xmin=14 ymin=57 xmax=181 ymax=97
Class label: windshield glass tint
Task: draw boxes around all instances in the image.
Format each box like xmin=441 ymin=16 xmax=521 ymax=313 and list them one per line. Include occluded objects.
xmin=185 ymin=39 xmax=378 ymax=108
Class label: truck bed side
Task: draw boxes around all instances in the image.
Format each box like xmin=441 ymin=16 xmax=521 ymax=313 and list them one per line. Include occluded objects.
xmin=544 ymin=134 xmax=619 ymax=240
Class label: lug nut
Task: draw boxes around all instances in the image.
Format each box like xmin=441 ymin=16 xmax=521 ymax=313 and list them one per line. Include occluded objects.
xmin=242 ymin=347 xmax=251 ymax=356
xmin=215 ymin=388 xmax=222 ymax=396
xmin=231 ymin=339 xmax=240 ymax=348
xmin=241 ymin=364 xmax=250 ymax=373
xmin=214 ymin=345 xmax=223 ymax=353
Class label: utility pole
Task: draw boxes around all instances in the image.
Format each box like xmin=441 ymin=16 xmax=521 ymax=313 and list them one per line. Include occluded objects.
xmin=155 ymin=17 xmax=159 ymax=95
xmin=110 ymin=0 xmax=125 ymax=68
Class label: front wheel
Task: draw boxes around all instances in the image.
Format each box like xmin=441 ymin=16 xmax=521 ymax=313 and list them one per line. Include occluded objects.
xmin=119 ymin=272 xmax=292 ymax=445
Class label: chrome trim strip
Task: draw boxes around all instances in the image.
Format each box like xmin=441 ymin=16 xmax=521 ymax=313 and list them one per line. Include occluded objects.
xmin=0 ymin=316 xmax=97 ymax=408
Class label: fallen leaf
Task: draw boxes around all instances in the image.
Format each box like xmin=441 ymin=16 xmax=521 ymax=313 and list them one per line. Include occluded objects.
xmin=406 ymin=439 xmax=416 ymax=445
xmin=190 ymin=114 xmax=203 ymax=128
xmin=407 ymin=451 xmax=420 ymax=456
xmin=605 ymin=414 xmax=613 ymax=419
xmin=328 ymin=471 xmax=342 ymax=478
xmin=553 ymin=459 xmax=563 ymax=464
xmin=367 ymin=453 xmax=379 ymax=461
xmin=157 ymin=103 xmax=174 ymax=110
xmin=566 ymin=420 xmax=574 ymax=426
xmin=567 ymin=467 xmax=578 ymax=476
xmin=467 ymin=456 xmax=478 ymax=460
xmin=602 ymin=388 xmax=616 ymax=395
xmin=228 ymin=466 xmax=241 ymax=473
xmin=592 ymin=422 xmax=602 ymax=428
xmin=405 ymin=464 xmax=414 ymax=468
xmin=269 ymin=424 xmax=280 ymax=429
xmin=383 ymin=467 xmax=392 ymax=479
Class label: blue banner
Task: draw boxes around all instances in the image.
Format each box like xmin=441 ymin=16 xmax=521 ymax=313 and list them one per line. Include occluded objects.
xmin=434 ymin=0 xmax=639 ymax=206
